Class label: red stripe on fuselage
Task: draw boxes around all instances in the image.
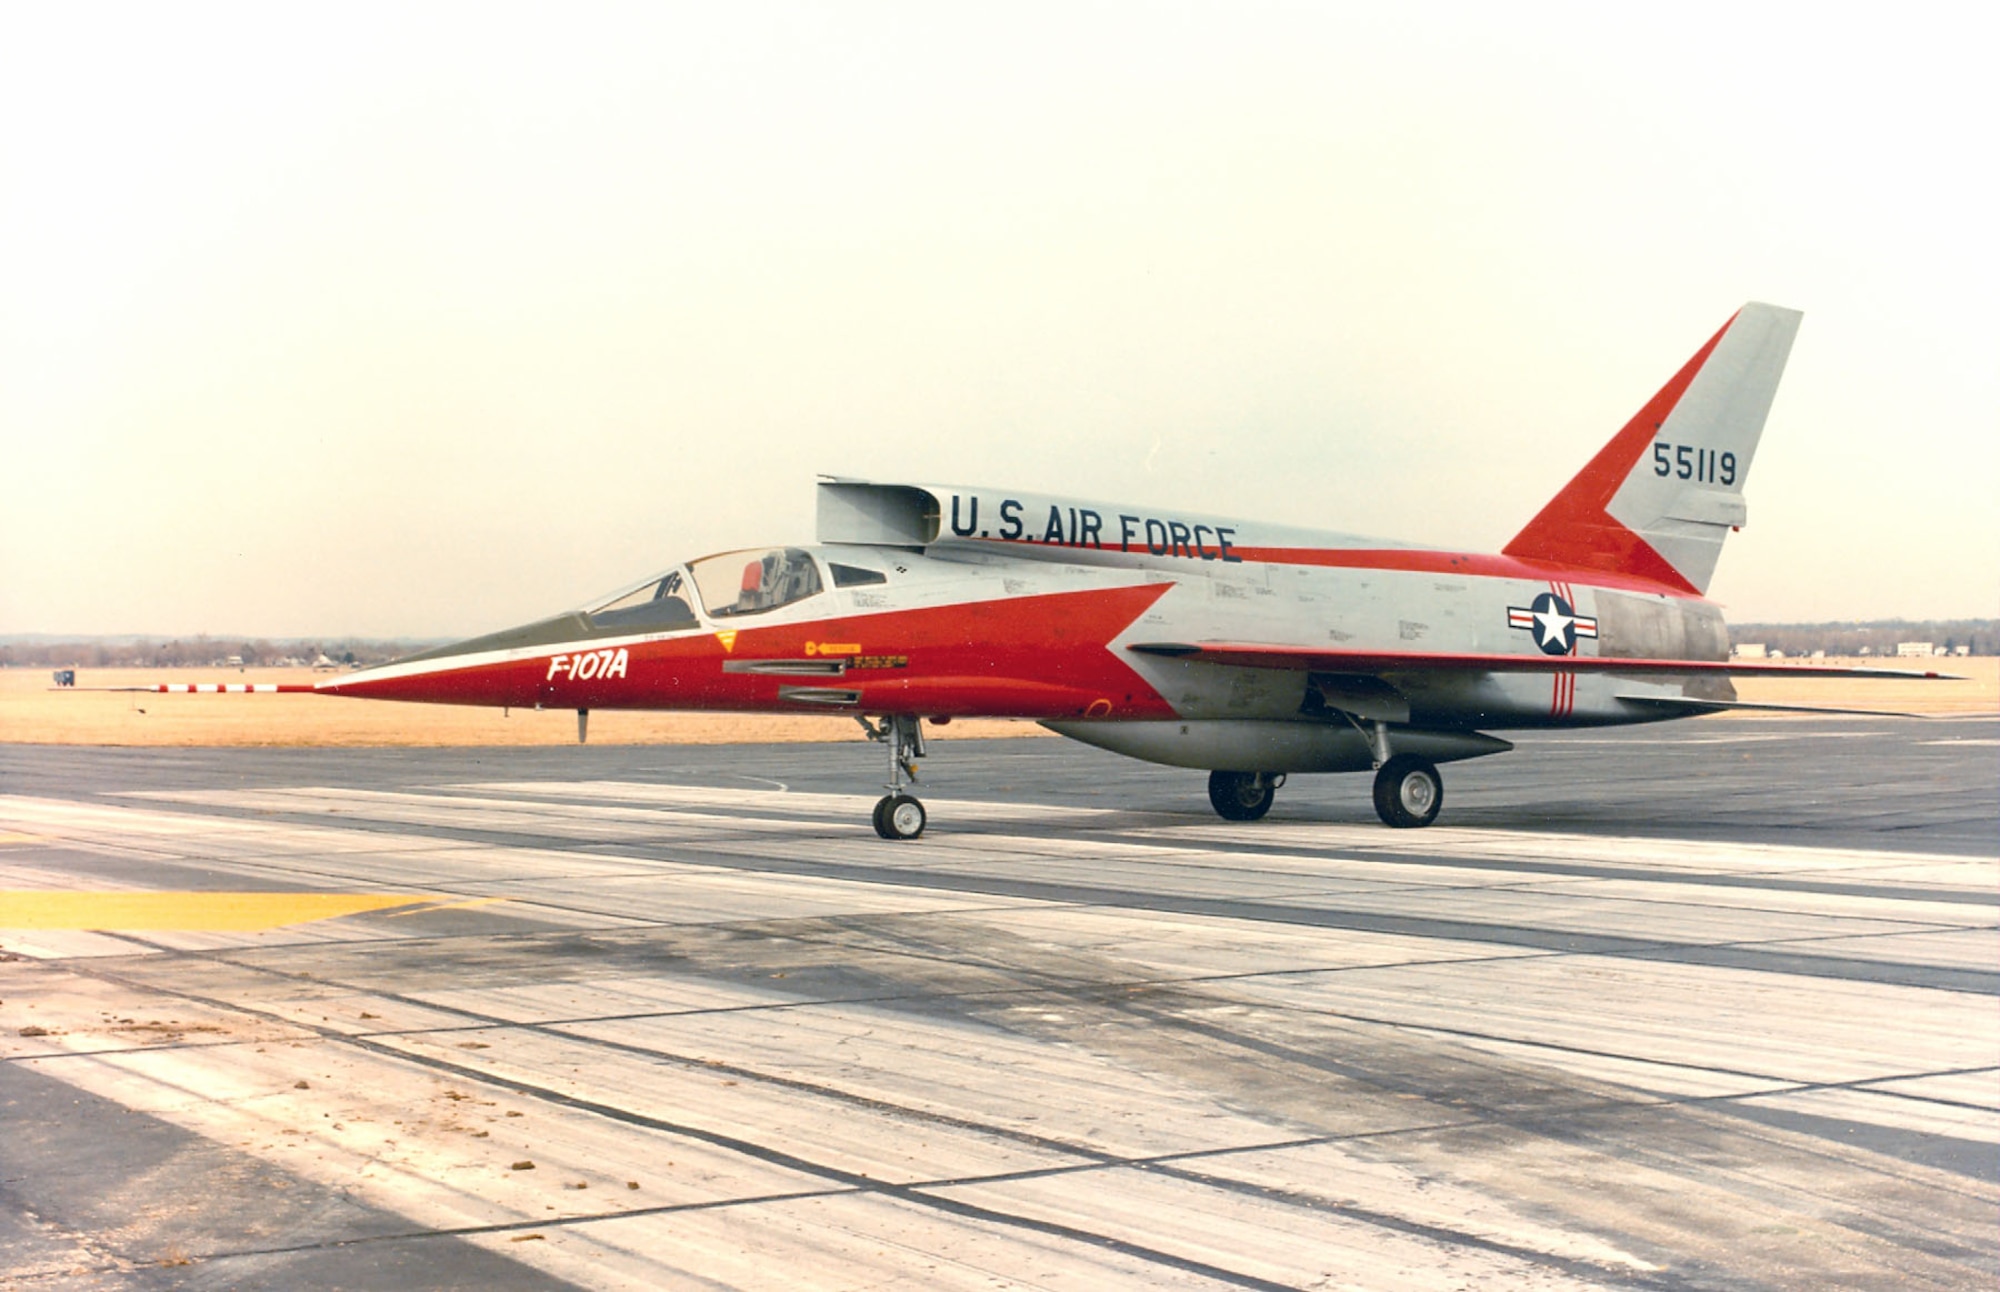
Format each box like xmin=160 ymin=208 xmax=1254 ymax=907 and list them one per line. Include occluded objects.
xmin=321 ymin=584 xmax=1179 ymax=719
xmin=1562 ymin=581 xmax=1577 ymax=717
xmin=1226 ymin=546 xmax=1696 ymax=598
xmin=1547 ymin=580 xmax=1564 ymax=717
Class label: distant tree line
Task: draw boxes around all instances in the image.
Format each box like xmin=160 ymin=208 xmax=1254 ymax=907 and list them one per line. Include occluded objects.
xmin=1728 ymin=619 xmax=1996 ymax=657
xmin=0 ymin=636 xmax=447 ymax=669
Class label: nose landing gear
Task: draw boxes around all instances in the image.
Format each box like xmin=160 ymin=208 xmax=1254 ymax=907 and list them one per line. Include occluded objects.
xmin=872 ymin=793 xmax=927 ymax=840
xmin=860 ymin=714 xmax=928 ymax=840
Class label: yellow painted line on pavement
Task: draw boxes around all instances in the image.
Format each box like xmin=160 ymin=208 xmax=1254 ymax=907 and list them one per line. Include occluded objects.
xmin=0 ymin=833 xmax=48 ymax=845
xmin=0 ymin=891 xmax=424 ymax=931
xmin=385 ymin=895 xmax=511 ymax=918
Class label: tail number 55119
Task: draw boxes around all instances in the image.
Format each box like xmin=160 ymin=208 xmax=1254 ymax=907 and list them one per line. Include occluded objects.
xmin=1654 ymin=442 xmax=1736 ymax=486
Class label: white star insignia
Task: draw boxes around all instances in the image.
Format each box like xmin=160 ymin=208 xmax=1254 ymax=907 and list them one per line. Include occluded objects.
xmin=1533 ymin=605 xmax=1573 ymax=651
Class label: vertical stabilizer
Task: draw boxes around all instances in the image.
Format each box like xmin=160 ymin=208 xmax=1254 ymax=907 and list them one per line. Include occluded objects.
xmin=1504 ymin=303 xmax=1802 ymax=594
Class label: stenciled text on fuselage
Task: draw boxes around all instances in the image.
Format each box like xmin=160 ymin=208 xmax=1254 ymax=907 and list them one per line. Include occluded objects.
xmin=946 ymin=494 xmax=1242 ymax=562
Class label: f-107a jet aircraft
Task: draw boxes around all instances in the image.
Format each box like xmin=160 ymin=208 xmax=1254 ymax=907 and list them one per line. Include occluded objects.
xmin=151 ymin=303 xmax=1954 ymax=837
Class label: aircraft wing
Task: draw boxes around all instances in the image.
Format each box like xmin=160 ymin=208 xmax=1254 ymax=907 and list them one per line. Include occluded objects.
xmin=1126 ymin=643 xmax=1964 ymax=680
xmin=1611 ymin=695 xmax=1933 ymax=718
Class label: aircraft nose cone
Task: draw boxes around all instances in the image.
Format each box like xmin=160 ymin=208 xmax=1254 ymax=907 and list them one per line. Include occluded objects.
xmin=315 ymin=614 xmax=588 ymax=706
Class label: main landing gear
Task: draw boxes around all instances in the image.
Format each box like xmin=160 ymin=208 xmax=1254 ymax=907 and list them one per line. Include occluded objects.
xmin=1352 ymin=715 xmax=1443 ymax=829
xmin=1208 ymin=770 xmax=1283 ymax=821
xmin=1372 ymin=755 xmax=1442 ymax=829
xmin=1202 ymin=720 xmax=1446 ymax=829
xmin=860 ymin=714 xmax=927 ymax=840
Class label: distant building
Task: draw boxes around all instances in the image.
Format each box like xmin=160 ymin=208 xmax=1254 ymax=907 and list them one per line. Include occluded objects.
xmin=1896 ymin=642 xmax=1934 ymax=658
xmin=1732 ymin=643 xmax=1768 ymax=659
xmin=1953 ymin=644 xmax=1972 ymax=656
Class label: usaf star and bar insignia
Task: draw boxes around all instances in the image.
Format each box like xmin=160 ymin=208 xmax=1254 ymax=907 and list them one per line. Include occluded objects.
xmin=1507 ymin=591 xmax=1598 ymax=656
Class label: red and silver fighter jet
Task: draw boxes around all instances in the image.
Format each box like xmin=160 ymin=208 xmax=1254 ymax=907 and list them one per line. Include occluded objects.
xmin=173 ymin=303 xmax=1955 ymax=837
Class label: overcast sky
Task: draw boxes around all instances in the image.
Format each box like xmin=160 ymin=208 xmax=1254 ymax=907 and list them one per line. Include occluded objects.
xmin=3 ymin=3 xmax=1994 ymax=638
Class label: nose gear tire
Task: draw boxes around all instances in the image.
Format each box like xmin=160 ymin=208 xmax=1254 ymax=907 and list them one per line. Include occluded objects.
xmin=874 ymin=793 xmax=927 ymax=840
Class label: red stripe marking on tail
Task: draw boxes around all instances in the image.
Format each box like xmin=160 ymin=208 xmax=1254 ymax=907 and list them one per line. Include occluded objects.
xmin=1503 ymin=315 xmax=1737 ymax=594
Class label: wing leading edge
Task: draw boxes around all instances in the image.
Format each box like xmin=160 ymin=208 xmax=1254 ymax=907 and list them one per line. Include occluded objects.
xmin=1126 ymin=642 xmax=1963 ymax=680
xmin=1613 ymin=695 xmax=1934 ymax=718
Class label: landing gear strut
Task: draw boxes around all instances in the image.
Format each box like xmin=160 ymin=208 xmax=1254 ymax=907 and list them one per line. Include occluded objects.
xmin=860 ymin=714 xmax=927 ymax=840
xmin=1373 ymin=755 xmax=1442 ymax=828
xmin=1208 ymin=770 xmax=1283 ymax=821
xmin=1332 ymin=714 xmax=1444 ymax=829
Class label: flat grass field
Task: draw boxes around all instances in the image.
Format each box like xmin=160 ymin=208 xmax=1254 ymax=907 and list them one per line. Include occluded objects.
xmin=3 ymin=659 xmax=1991 ymax=747
xmin=0 ymin=668 xmax=1042 ymax=747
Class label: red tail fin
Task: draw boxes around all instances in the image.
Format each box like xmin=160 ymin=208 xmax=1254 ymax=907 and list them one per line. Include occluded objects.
xmin=1504 ymin=304 xmax=1801 ymax=595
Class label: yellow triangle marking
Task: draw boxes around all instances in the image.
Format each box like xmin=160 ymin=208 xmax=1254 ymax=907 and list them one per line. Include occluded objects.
xmin=715 ymin=629 xmax=738 ymax=652
xmin=0 ymin=891 xmax=424 ymax=932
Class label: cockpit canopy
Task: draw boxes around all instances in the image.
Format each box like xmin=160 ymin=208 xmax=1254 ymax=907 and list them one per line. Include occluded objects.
xmin=584 ymin=547 xmax=828 ymax=635
xmin=588 ymin=571 xmax=700 ymax=632
xmin=689 ymin=548 xmax=823 ymax=617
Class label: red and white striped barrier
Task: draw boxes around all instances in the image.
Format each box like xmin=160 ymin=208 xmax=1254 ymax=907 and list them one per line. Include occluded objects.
xmin=52 ymin=683 xmax=325 ymax=694
xmin=146 ymin=683 xmax=317 ymax=693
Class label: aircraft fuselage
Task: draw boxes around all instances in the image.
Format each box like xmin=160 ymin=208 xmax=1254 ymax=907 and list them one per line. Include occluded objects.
xmin=318 ymin=529 xmax=1729 ymax=738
